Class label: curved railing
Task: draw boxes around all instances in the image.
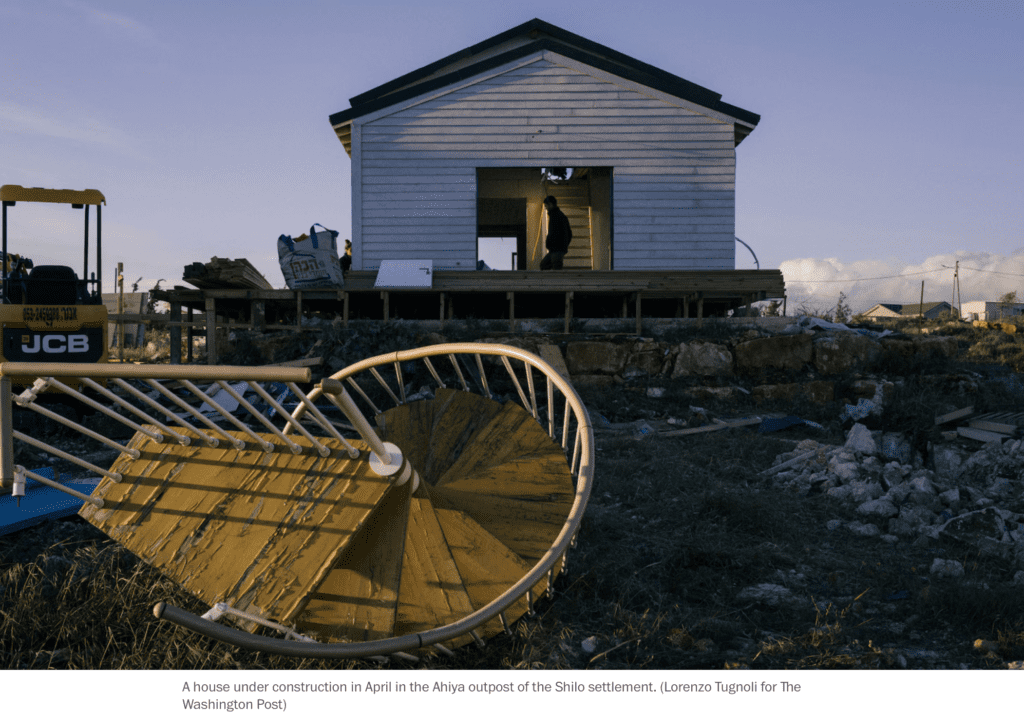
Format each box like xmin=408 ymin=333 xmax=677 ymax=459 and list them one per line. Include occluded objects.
xmin=159 ymin=342 xmax=594 ymax=658
xmin=1 ymin=343 xmax=594 ymax=660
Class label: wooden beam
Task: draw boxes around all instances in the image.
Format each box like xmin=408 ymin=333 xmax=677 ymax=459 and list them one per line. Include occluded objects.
xmin=935 ymin=406 xmax=974 ymax=426
xmin=635 ymin=292 xmax=642 ymax=335
xmin=205 ymin=297 xmax=217 ymax=365
xmin=564 ymin=291 xmax=573 ymax=334
xmin=170 ymin=302 xmax=182 ymax=365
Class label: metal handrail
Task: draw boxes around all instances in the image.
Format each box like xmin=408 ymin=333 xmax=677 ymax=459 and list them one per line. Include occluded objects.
xmin=159 ymin=342 xmax=594 ymax=658
xmin=0 ymin=347 xmax=594 ymax=659
xmin=0 ymin=364 xmax=311 ymax=491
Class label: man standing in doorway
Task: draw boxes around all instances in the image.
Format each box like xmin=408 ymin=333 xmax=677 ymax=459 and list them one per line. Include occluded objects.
xmin=540 ymin=195 xmax=572 ymax=270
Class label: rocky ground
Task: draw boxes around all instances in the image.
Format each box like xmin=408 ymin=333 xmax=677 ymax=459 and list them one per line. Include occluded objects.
xmin=4 ymin=314 xmax=1024 ymax=669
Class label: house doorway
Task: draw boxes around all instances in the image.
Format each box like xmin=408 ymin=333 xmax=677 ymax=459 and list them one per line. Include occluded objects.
xmin=476 ymin=167 xmax=612 ymax=271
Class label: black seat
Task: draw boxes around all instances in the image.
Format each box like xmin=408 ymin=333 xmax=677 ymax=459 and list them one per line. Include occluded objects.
xmin=25 ymin=265 xmax=81 ymax=306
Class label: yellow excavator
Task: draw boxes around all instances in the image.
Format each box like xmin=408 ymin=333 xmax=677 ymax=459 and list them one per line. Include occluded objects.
xmin=1 ymin=185 xmax=109 ymax=381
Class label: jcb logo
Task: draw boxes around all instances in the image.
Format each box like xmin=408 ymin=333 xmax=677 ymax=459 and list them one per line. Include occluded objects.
xmin=21 ymin=333 xmax=90 ymax=354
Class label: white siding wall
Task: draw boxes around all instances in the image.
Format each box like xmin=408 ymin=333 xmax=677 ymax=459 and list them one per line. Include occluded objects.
xmin=354 ymin=55 xmax=738 ymax=270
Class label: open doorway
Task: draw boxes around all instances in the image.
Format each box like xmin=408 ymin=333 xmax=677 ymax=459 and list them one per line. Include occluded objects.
xmin=477 ymin=236 xmax=519 ymax=270
xmin=477 ymin=167 xmax=612 ymax=271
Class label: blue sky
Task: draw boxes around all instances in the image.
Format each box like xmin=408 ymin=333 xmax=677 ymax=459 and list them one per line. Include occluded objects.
xmin=2 ymin=0 xmax=1022 ymax=312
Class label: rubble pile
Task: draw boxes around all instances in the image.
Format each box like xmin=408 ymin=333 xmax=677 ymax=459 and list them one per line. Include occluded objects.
xmin=768 ymin=424 xmax=1024 ymax=573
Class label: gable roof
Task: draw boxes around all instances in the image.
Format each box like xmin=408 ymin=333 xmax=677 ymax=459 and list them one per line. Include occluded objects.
xmin=329 ymin=18 xmax=759 ymax=142
xmin=864 ymin=302 xmax=951 ymax=317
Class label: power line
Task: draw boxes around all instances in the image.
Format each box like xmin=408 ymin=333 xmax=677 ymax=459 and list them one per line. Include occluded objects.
xmin=958 ymin=266 xmax=1024 ymax=278
xmin=786 ymin=267 xmax=948 ymax=284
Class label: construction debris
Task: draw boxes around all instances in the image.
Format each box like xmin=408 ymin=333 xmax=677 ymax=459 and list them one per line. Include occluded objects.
xmin=936 ymin=406 xmax=1024 ymax=443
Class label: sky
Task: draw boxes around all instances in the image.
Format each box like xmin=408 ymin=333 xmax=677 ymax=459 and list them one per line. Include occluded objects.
xmin=2 ymin=0 xmax=1022 ymax=314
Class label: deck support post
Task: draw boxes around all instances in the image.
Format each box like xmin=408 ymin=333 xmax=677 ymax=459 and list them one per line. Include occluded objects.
xmin=507 ymin=291 xmax=515 ymax=332
xmin=205 ymin=297 xmax=217 ymax=365
xmin=564 ymin=291 xmax=573 ymax=333
xmin=170 ymin=302 xmax=182 ymax=365
xmin=187 ymin=306 xmax=194 ymax=363
xmin=635 ymin=293 xmax=642 ymax=335
xmin=252 ymin=300 xmax=265 ymax=330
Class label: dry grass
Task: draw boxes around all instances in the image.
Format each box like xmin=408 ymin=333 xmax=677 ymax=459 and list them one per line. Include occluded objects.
xmin=4 ymin=317 xmax=1024 ymax=669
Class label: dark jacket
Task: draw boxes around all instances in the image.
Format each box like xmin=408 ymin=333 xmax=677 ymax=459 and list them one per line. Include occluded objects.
xmin=545 ymin=207 xmax=572 ymax=253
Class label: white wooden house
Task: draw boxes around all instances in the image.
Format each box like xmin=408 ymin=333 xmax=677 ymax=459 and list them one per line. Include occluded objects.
xmin=960 ymin=300 xmax=1024 ymax=321
xmin=329 ymin=18 xmax=760 ymax=273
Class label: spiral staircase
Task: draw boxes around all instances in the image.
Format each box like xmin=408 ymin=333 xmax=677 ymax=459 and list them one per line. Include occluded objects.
xmin=0 ymin=343 xmax=593 ymax=659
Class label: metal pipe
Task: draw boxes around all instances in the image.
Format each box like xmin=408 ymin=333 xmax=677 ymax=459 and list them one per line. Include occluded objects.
xmin=286 ymin=383 xmax=360 ymax=458
xmin=368 ymin=367 xmax=401 ymax=407
xmin=423 ymin=356 xmax=445 ymax=389
xmin=175 ymin=381 xmax=256 ymax=450
xmin=16 ymin=399 xmax=140 ymax=459
xmin=0 ymin=376 xmax=11 ymax=489
xmin=246 ymin=380 xmax=329 ymax=458
xmin=216 ymin=380 xmax=299 ymax=454
xmin=13 ymin=431 xmax=122 ymax=483
xmin=320 ymin=378 xmax=390 ymax=465
xmin=0 ymin=363 xmax=311 ymax=382
xmin=18 ymin=466 xmax=104 ymax=507
xmin=43 ymin=377 xmax=162 ymax=444
xmin=83 ymin=377 xmax=189 ymax=446
xmin=501 ymin=356 xmax=530 ymax=414
xmin=143 ymin=378 xmax=236 ymax=447
xmin=111 ymin=378 xmax=208 ymax=445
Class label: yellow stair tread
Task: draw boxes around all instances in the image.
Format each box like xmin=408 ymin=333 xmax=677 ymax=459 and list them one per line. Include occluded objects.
xmin=79 ymin=428 xmax=392 ymax=627
xmin=430 ymin=485 xmax=572 ymax=563
xmin=393 ymin=484 xmax=475 ymax=640
xmin=430 ymin=489 xmax=541 ymax=639
xmin=420 ymin=390 xmax=504 ymax=485
xmin=298 ymin=481 xmax=412 ymax=642
xmin=435 ymin=399 xmax=559 ymax=487
xmin=437 ymin=451 xmax=574 ymax=501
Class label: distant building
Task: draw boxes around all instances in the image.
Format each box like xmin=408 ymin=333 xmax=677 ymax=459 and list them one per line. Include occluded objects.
xmin=960 ymin=300 xmax=1024 ymax=321
xmin=861 ymin=301 xmax=953 ymax=321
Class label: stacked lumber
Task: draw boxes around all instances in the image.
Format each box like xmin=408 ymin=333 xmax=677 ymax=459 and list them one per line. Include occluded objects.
xmin=183 ymin=257 xmax=272 ymax=290
xmin=935 ymin=406 xmax=1024 ymax=443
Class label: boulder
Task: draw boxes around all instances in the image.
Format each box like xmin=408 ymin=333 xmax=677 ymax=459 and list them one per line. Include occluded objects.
xmin=565 ymin=341 xmax=628 ymax=375
xmin=734 ymin=334 xmax=813 ymax=373
xmin=684 ymin=386 xmax=737 ymax=401
xmin=751 ymin=381 xmax=834 ymax=405
xmin=813 ymin=333 xmax=882 ymax=375
xmin=857 ymin=498 xmax=899 ymax=518
xmin=625 ymin=342 xmax=666 ymax=376
xmin=881 ymin=433 xmax=913 ymax=464
xmin=672 ymin=341 xmax=734 ymax=377
xmin=845 ymin=424 xmax=878 ymax=456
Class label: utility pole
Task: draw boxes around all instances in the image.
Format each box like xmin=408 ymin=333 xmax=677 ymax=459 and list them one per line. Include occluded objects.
xmin=952 ymin=261 xmax=961 ymax=318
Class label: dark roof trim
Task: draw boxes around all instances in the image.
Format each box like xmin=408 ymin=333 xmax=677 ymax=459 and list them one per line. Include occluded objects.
xmin=330 ymin=19 xmax=759 ymax=128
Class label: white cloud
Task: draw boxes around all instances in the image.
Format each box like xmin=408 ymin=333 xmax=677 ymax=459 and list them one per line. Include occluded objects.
xmin=64 ymin=1 xmax=170 ymax=51
xmin=0 ymin=101 xmax=142 ymax=157
xmin=780 ymin=252 xmax=1024 ymax=316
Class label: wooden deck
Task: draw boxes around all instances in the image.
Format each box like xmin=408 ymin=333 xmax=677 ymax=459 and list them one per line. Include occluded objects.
xmin=154 ymin=269 xmax=785 ymax=362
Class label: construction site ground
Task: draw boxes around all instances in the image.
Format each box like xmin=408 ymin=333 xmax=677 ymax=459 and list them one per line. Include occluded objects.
xmin=3 ymin=314 xmax=1024 ymax=670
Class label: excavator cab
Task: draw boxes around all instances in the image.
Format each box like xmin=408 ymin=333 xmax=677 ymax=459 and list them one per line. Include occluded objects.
xmin=1 ymin=185 xmax=108 ymax=378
